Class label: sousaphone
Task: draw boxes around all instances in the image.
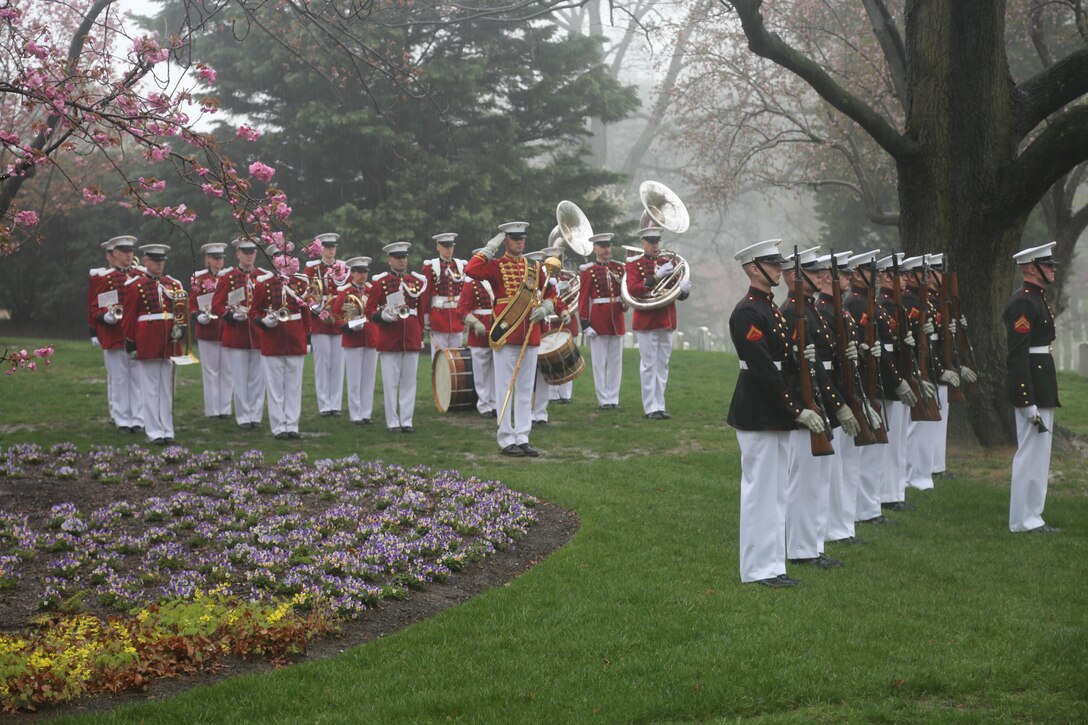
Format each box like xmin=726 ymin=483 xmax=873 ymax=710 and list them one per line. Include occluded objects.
xmin=621 ymin=181 xmax=692 ymax=311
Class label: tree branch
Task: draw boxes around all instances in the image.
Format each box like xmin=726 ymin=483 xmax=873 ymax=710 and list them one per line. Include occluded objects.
xmin=1009 ymin=104 xmax=1088 ymax=215
xmin=1014 ymin=47 xmax=1088 ymax=138
xmin=859 ymin=0 xmax=908 ymax=111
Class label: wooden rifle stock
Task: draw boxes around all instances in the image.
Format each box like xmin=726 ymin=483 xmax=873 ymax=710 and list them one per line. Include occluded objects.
xmin=864 ymin=274 xmax=890 ymax=443
xmin=939 ymin=268 xmax=967 ymax=403
xmin=949 ymin=270 xmax=980 ymax=394
xmin=793 ymin=258 xmax=834 ymax=456
xmin=830 ymin=256 xmax=876 ymax=446
xmin=890 ymin=258 xmax=939 ymax=421
xmin=912 ymin=264 xmax=942 ymax=421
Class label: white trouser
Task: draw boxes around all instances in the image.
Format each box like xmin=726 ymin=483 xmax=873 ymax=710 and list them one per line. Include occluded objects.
xmin=196 ymin=338 xmax=232 ymax=417
xmin=855 ymin=436 xmax=885 ymax=521
xmin=226 ymin=347 xmax=265 ymax=425
xmin=549 ymin=380 xmax=572 ymax=400
xmin=786 ymin=429 xmax=832 ymax=559
xmin=312 ymin=334 xmax=345 ymax=414
xmin=827 ymin=434 xmax=861 ymax=540
xmin=494 ymin=345 xmax=538 ymax=448
xmin=589 ymin=334 xmax=623 ymax=406
xmin=262 ymin=355 xmax=304 ymax=435
xmin=533 ymin=368 xmax=551 ymax=422
xmin=1010 ymin=408 xmax=1054 ymax=531
xmin=344 ymin=347 xmax=378 ymax=422
xmin=635 ymin=329 xmax=673 ymax=414
xmin=738 ymin=429 xmax=791 ymax=583
xmin=103 ymin=348 xmax=142 ymax=428
xmin=136 ymin=360 xmax=174 ymax=441
xmin=932 ymin=386 xmax=950 ymax=474
xmin=380 ymin=351 xmax=419 ymax=429
xmin=470 ymin=346 xmax=496 ymax=414
xmin=880 ymin=400 xmax=910 ymax=503
xmin=430 ymin=331 xmax=462 ymax=359
xmin=905 ymin=408 xmax=937 ymax=490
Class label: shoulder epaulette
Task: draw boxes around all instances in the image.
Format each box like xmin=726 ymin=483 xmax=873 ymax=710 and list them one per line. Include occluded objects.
xmin=627 ymin=253 xmax=645 ymax=262
xmin=89 ymin=267 xmax=106 ymax=276
xmin=256 ymin=272 xmax=274 ymax=283
xmin=372 ymin=272 xmax=389 ymax=282
xmin=193 ymin=268 xmax=209 ymax=277
xmin=256 ymin=267 xmax=272 ymax=275
xmin=579 ymin=261 xmax=594 ymax=271
xmin=218 ymin=267 xmax=232 ymax=277
xmin=424 ymin=258 xmax=435 ymax=266
xmin=336 ymin=283 xmax=353 ymax=292
xmin=124 ymin=275 xmax=141 ymax=287
xmin=133 ymin=264 xmax=148 ymax=273
xmin=164 ymin=275 xmax=181 ymax=285
xmin=306 ymin=259 xmax=322 ymax=268
xmin=411 ymin=271 xmax=427 ymax=282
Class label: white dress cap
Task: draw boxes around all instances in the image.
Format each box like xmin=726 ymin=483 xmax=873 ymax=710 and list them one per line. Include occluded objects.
xmin=588 ymin=233 xmax=615 ymax=244
xmin=734 ymin=239 xmax=784 ymax=264
xmin=345 ymin=256 xmax=372 ymax=269
xmin=383 ymin=241 xmax=411 ymax=255
xmin=847 ymin=250 xmax=880 ymax=268
xmin=781 ymin=245 xmax=820 ymax=271
xmin=139 ymin=243 xmax=171 ymax=257
xmin=315 ymin=232 xmax=341 ymax=247
xmin=497 ymin=221 xmax=529 ymax=235
xmin=833 ymin=251 xmax=853 ymax=269
xmin=200 ymin=243 xmax=228 ymax=255
xmin=101 ymin=235 xmax=137 ymax=251
xmin=432 ymin=232 xmax=458 ymax=244
xmin=635 ymin=226 xmax=664 ymax=240
xmin=874 ymin=252 xmax=905 ymax=271
xmin=806 ymin=253 xmax=833 ymax=271
xmin=901 ymin=254 xmax=925 ymax=271
xmin=1012 ymin=241 xmax=1057 ymax=264
xmin=231 ymin=237 xmax=258 ymax=250
xmin=925 ymin=252 xmax=944 ymax=268
xmin=538 ymin=246 xmax=563 ymax=258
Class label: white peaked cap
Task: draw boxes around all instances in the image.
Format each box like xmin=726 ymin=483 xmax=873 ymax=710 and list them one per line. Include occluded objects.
xmin=432 ymin=232 xmax=458 ymax=243
xmin=847 ymin=250 xmax=880 ymax=267
xmin=101 ymin=235 xmax=137 ymax=250
xmin=901 ymin=255 xmax=926 ymax=271
xmin=497 ymin=221 xmax=529 ymax=234
xmin=315 ymin=232 xmax=341 ymax=246
xmin=635 ymin=226 xmax=664 ymax=239
xmin=345 ymin=256 xmax=371 ymax=269
xmin=383 ymin=241 xmax=411 ymax=255
xmin=589 ymin=233 xmax=615 ymax=244
xmin=875 ymin=252 xmax=905 ymax=271
xmin=806 ymin=253 xmax=833 ymax=271
xmin=781 ymin=245 xmax=820 ymax=271
xmin=139 ymin=243 xmax=170 ymax=257
xmin=925 ymin=252 xmax=944 ymax=268
xmin=231 ymin=237 xmax=258 ymax=250
xmin=734 ymin=239 xmax=784 ymax=264
xmin=200 ymin=243 xmax=228 ymax=254
xmin=1013 ymin=241 xmax=1057 ymax=264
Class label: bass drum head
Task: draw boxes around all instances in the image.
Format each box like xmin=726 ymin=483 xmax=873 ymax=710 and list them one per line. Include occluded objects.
xmin=432 ymin=347 xmax=477 ymax=413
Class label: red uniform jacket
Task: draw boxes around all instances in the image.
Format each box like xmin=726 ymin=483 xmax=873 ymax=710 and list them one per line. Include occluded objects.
xmin=122 ymin=272 xmax=184 ymax=361
xmin=625 ymin=254 xmax=687 ymax=331
xmin=419 ymin=257 xmax=467 ymax=334
xmin=211 ymin=267 xmax=265 ymax=350
xmin=89 ymin=266 xmax=138 ymax=350
xmin=464 ymin=253 xmax=557 ymax=348
xmin=249 ymin=272 xmax=312 ymax=356
xmin=332 ymin=283 xmax=374 ymax=349
xmin=189 ymin=269 xmax=223 ymax=343
xmin=578 ymin=260 xmax=626 ymax=336
xmin=456 ymin=278 xmax=495 ymax=349
xmin=305 ymin=259 xmax=344 ymax=337
xmin=364 ymin=271 xmax=427 ymax=352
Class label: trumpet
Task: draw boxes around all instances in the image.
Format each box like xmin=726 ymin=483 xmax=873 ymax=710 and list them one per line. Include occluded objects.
xmin=109 ymin=303 xmax=125 ymax=321
xmin=273 ymin=306 xmax=292 ymax=322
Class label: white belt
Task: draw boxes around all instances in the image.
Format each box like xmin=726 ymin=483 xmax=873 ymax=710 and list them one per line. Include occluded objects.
xmin=472 ymin=309 xmax=492 ymax=316
xmin=740 ymin=360 xmax=782 ymax=370
xmin=431 ymin=299 xmax=458 ymax=309
xmin=280 ymin=313 xmax=302 ymax=322
xmin=1028 ymin=345 xmax=1051 ymax=354
xmin=822 ymin=361 xmax=833 ymax=370
xmin=137 ymin=313 xmax=171 ymax=322
xmin=591 ymin=297 xmax=617 ymax=305
xmin=405 ymin=309 xmax=418 ymax=317
xmin=883 ymin=343 xmax=895 ymax=352
xmin=929 ymin=334 xmax=938 ymax=341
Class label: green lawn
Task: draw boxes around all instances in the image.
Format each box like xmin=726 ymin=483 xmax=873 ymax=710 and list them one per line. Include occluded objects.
xmin=3 ymin=337 xmax=1087 ymax=723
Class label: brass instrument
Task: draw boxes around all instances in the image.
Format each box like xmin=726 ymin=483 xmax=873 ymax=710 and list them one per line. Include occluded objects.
xmin=621 ymin=181 xmax=691 ymax=311
xmin=304 ymin=273 xmax=325 ymax=314
xmin=109 ymin=303 xmax=125 ymax=321
xmin=274 ymin=306 xmax=292 ymax=322
xmin=341 ymin=294 xmax=366 ymax=322
xmin=555 ymin=268 xmax=579 ymax=311
xmin=555 ymin=201 xmax=594 ymax=256
xmin=168 ymin=289 xmax=199 ymax=365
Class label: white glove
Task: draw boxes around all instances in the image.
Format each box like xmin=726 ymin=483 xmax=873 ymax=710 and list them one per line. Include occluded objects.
xmin=678 ymin=278 xmax=692 ymax=294
xmin=960 ymin=365 xmax=977 ymax=384
xmin=91 ymin=336 xmax=101 ymax=348
xmin=481 ymin=232 xmax=506 ymax=259
xmin=262 ymin=314 xmax=279 ymax=328
xmin=870 ymin=342 xmax=882 ymax=359
xmin=862 ymin=400 xmax=883 ymax=431
xmin=655 ymin=260 xmax=675 ymax=277
xmin=196 ymin=312 xmax=210 ymax=325
xmin=903 ymin=331 xmax=916 ymax=348
xmin=306 ymin=344 xmax=312 ymax=354
xmin=381 ymin=307 xmax=398 ymax=323
xmin=103 ymin=311 xmax=117 ymax=325
xmin=895 ymin=379 xmax=918 ymax=407
xmin=348 ymin=318 xmax=366 ymax=331
xmin=1016 ymin=404 xmax=1039 ymax=421
xmin=464 ymin=314 xmax=487 ymax=336
xmin=560 ymin=310 xmax=571 ymax=326
xmin=959 ymin=314 xmax=968 ymax=329
xmin=844 ymin=341 xmax=858 ymax=361
xmin=939 ymin=370 xmax=961 ymax=387
xmin=310 ymin=304 xmax=323 ymax=316
xmin=796 ymin=409 xmax=825 ymax=434
xmin=170 ymin=326 xmax=184 ymax=341
xmin=584 ymin=327 xmax=598 ymax=339
xmin=948 ymin=318 xmax=957 ymax=335
xmin=920 ymin=379 xmax=937 ymax=400
xmin=803 ymin=343 xmax=816 ymax=364
xmin=232 ymin=310 xmax=248 ymax=321
xmin=922 ymin=319 xmax=934 ymax=335
xmin=529 ymin=299 xmax=555 ymax=324
xmin=836 ymin=405 xmax=861 ymax=437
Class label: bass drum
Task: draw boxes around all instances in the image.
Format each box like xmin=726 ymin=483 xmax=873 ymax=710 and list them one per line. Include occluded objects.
xmin=537 ymin=330 xmax=585 ymax=385
xmin=432 ymin=347 xmax=478 ymax=413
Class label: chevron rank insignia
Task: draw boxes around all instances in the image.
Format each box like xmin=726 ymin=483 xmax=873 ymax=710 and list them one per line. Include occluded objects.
xmin=1013 ymin=314 xmax=1031 ymax=334
xmin=745 ymin=324 xmax=763 ymax=342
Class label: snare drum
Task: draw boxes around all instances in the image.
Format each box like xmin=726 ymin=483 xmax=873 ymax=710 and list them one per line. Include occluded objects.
xmin=537 ymin=330 xmax=585 ymax=385
xmin=432 ymin=347 xmax=477 ymax=413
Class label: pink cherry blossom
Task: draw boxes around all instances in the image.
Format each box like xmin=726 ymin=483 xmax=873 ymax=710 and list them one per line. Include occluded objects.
xmin=13 ymin=211 xmax=38 ymax=226
xmin=248 ymin=161 xmax=275 ymax=182
xmin=236 ymin=125 xmax=262 ymax=142
xmin=197 ymin=64 xmax=217 ymax=83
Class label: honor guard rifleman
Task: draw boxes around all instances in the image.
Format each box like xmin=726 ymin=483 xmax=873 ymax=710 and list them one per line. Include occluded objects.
xmin=1003 ymin=242 xmax=1061 ymax=533
xmin=88 ymin=235 xmax=143 ymax=433
xmin=365 ymin=242 xmax=428 ymax=433
xmin=332 ymin=256 xmax=379 ymax=425
xmin=212 ymin=237 xmax=267 ymax=429
xmin=579 ymin=232 xmax=626 ymax=410
xmin=420 ymin=232 xmax=467 ymax=358
xmin=190 ymin=242 xmax=233 ymax=419
xmin=455 ymin=249 xmax=497 ymax=418
xmin=250 ymin=248 xmax=313 ymax=439
xmin=306 ymin=232 xmax=346 ymax=417
xmin=728 ymin=239 xmax=821 ymax=588
xmin=122 ymin=244 xmax=184 ymax=445
xmin=465 ymin=222 xmax=559 ymax=457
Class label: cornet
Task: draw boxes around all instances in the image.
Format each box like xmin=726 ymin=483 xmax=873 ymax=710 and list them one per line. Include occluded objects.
xmin=109 ymin=303 xmax=125 ymax=321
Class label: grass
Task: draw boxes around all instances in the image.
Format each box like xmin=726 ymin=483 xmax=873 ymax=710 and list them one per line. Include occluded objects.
xmin=3 ymin=337 xmax=1087 ymax=723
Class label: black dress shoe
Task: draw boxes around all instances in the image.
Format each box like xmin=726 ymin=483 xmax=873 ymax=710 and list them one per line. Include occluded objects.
xmin=757 ymin=574 xmax=800 ymax=588
xmin=487 ymin=410 xmax=498 ymax=418
xmin=287 ymin=431 xmax=301 ymax=439
xmin=151 ymin=437 xmax=168 ymax=446
xmin=331 ymin=410 xmax=342 ymax=417
xmin=275 ymin=432 xmax=290 ymax=440
xmin=320 ymin=411 xmax=334 ymax=417
xmin=532 ymin=419 xmax=548 ymax=427
xmin=131 ymin=426 xmax=145 ymax=433
xmin=117 ymin=426 xmax=132 ymax=433
xmin=859 ymin=514 xmax=898 ymax=526
xmin=501 ymin=444 xmax=525 ymax=457
xmin=401 ymin=426 xmax=414 ymax=434
xmin=932 ymin=470 xmax=957 ymax=480
xmin=828 ymin=536 xmax=868 ymax=545
xmin=163 ymin=437 xmax=175 ymax=445
xmin=218 ymin=414 xmax=230 ymax=420
xmin=1026 ymin=524 xmax=1062 ymax=533
xmin=557 ymin=398 xmax=571 ymax=405
xmin=881 ymin=501 xmax=915 ymax=512
xmin=519 ymin=443 xmax=540 ymax=457
xmin=659 ymin=411 xmax=671 ymax=419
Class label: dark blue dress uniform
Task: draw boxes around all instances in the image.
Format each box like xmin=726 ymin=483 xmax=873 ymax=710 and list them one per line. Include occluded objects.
xmin=1003 ymin=281 xmax=1059 ymax=409
xmin=727 ymin=287 xmax=802 ymax=430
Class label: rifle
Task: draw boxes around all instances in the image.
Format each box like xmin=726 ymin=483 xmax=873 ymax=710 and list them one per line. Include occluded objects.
xmin=915 ymin=258 xmax=943 ymax=419
xmin=830 ymin=251 xmax=876 ymax=446
xmin=890 ymin=252 xmax=940 ymax=421
xmin=863 ymin=263 xmax=890 ymax=442
xmin=939 ymin=255 xmax=967 ymax=403
xmin=949 ymin=265 xmax=980 ymax=395
xmin=792 ymin=247 xmax=835 ymax=456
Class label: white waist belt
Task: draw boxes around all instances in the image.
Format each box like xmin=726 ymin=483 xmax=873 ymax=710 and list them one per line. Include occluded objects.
xmin=591 ymin=297 xmax=617 ymax=304
xmin=822 ymin=361 xmax=833 ymax=370
xmin=883 ymin=343 xmax=895 ymax=352
xmin=280 ymin=313 xmax=302 ymax=322
xmin=471 ymin=309 xmax=492 ymax=316
xmin=740 ymin=360 xmax=782 ymax=371
xmin=431 ymin=299 xmax=458 ymax=309
xmin=137 ymin=313 xmax=171 ymax=322
xmin=1028 ymin=345 xmax=1051 ymax=354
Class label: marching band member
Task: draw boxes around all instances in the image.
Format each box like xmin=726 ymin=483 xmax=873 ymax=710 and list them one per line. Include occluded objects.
xmin=528 ymin=246 xmax=565 ymax=427
xmin=365 ymin=242 xmax=427 ymax=433
xmin=190 ymin=242 xmax=232 ymax=419
xmin=212 ymin=237 xmax=267 ymax=429
xmin=1004 ymin=242 xmax=1061 ymax=533
xmin=122 ymin=244 xmax=183 ymax=445
xmin=333 ymin=256 xmax=378 ymax=425
xmin=549 ymin=271 xmax=579 ymax=405
xmin=456 ymin=251 xmax=497 ymax=418
xmin=420 ymin=232 xmax=467 ymax=358
xmin=89 ymin=235 xmax=143 ymax=433
xmin=625 ymin=226 xmax=690 ymax=420
xmin=465 ymin=222 xmax=558 ymax=457
xmin=579 ymin=232 xmax=626 ymax=409
xmin=250 ymin=249 xmax=313 ymax=439
xmin=306 ymin=232 xmax=346 ymax=417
